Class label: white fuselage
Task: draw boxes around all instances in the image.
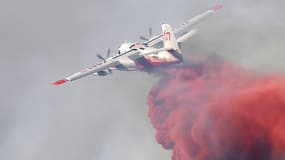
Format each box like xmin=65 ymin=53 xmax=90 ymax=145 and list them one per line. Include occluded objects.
xmin=112 ymin=42 xmax=182 ymax=72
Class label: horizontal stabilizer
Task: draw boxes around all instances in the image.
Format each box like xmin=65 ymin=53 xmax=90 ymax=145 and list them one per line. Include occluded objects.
xmin=177 ymin=29 xmax=198 ymax=43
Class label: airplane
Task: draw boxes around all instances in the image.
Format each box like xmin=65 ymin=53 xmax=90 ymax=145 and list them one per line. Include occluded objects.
xmin=52 ymin=5 xmax=222 ymax=85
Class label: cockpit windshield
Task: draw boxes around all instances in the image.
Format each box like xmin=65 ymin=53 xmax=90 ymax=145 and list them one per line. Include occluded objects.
xmin=117 ymin=42 xmax=146 ymax=55
xmin=117 ymin=42 xmax=133 ymax=54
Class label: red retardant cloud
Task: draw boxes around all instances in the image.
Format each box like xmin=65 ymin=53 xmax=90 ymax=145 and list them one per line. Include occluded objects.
xmin=148 ymin=55 xmax=285 ymax=160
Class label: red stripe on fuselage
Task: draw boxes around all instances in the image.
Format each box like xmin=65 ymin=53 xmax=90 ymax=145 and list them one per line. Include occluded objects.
xmin=145 ymin=58 xmax=180 ymax=66
xmin=134 ymin=56 xmax=181 ymax=71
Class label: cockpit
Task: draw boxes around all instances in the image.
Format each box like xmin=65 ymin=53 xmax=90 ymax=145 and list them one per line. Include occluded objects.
xmin=117 ymin=42 xmax=145 ymax=55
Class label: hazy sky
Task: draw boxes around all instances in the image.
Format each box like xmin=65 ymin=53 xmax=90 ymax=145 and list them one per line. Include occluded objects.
xmin=0 ymin=1 xmax=284 ymax=160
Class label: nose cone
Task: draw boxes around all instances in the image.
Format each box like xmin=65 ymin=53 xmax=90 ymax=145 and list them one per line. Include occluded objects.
xmin=118 ymin=42 xmax=134 ymax=54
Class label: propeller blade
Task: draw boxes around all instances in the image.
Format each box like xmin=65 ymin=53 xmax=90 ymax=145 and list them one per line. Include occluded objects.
xmin=149 ymin=27 xmax=152 ymax=38
xmin=106 ymin=48 xmax=111 ymax=59
xmin=140 ymin=27 xmax=153 ymax=42
xmin=97 ymin=54 xmax=105 ymax=62
xmin=139 ymin=35 xmax=149 ymax=41
xmin=108 ymin=68 xmax=113 ymax=74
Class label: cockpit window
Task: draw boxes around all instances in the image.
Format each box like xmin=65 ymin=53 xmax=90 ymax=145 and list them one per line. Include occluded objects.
xmin=129 ymin=44 xmax=135 ymax=49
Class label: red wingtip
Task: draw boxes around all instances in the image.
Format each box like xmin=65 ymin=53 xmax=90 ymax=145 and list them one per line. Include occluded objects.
xmin=213 ymin=4 xmax=223 ymax=11
xmin=52 ymin=79 xmax=67 ymax=85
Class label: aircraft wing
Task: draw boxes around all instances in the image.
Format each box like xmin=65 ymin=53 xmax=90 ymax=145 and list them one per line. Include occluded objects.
xmin=173 ymin=4 xmax=222 ymax=34
xmin=145 ymin=4 xmax=223 ymax=47
xmin=52 ymin=60 xmax=120 ymax=85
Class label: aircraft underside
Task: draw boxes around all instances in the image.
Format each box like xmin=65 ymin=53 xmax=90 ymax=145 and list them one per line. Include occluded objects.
xmin=116 ymin=50 xmax=183 ymax=72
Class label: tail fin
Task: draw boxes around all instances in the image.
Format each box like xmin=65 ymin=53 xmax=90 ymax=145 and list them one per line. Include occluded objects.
xmin=162 ymin=24 xmax=180 ymax=52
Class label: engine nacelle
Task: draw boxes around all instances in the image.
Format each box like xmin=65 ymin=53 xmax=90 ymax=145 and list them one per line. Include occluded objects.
xmin=94 ymin=70 xmax=109 ymax=76
xmin=118 ymin=59 xmax=137 ymax=71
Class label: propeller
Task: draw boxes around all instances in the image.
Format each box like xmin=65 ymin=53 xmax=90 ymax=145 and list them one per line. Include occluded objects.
xmin=108 ymin=68 xmax=113 ymax=74
xmin=139 ymin=27 xmax=152 ymax=41
xmin=97 ymin=54 xmax=105 ymax=62
xmin=97 ymin=48 xmax=111 ymax=63
xmin=149 ymin=27 xmax=152 ymax=38
xmin=139 ymin=35 xmax=148 ymax=41
xmin=106 ymin=48 xmax=111 ymax=59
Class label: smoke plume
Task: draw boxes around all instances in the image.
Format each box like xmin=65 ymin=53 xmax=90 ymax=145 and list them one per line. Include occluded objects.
xmin=148 ymin=55 xmax=285 ymax=160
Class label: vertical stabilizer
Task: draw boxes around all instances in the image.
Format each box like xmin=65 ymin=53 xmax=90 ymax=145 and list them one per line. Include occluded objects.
xmin=162 ymin=24 xmax=180 ymax=52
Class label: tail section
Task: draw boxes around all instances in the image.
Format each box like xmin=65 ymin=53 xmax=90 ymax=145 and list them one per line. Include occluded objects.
xmin=162 ymin=24 xmax=180 ymax=52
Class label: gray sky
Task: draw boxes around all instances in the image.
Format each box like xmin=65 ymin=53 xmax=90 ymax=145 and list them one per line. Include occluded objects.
xmin=0 ymin=0 xmax=284 ymax=160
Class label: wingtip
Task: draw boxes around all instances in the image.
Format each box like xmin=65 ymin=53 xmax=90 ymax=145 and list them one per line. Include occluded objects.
xmin=213 ymin=4 xmax=223 ymax=11
xmin=51 ymin=79 xmax=67 ymax=85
